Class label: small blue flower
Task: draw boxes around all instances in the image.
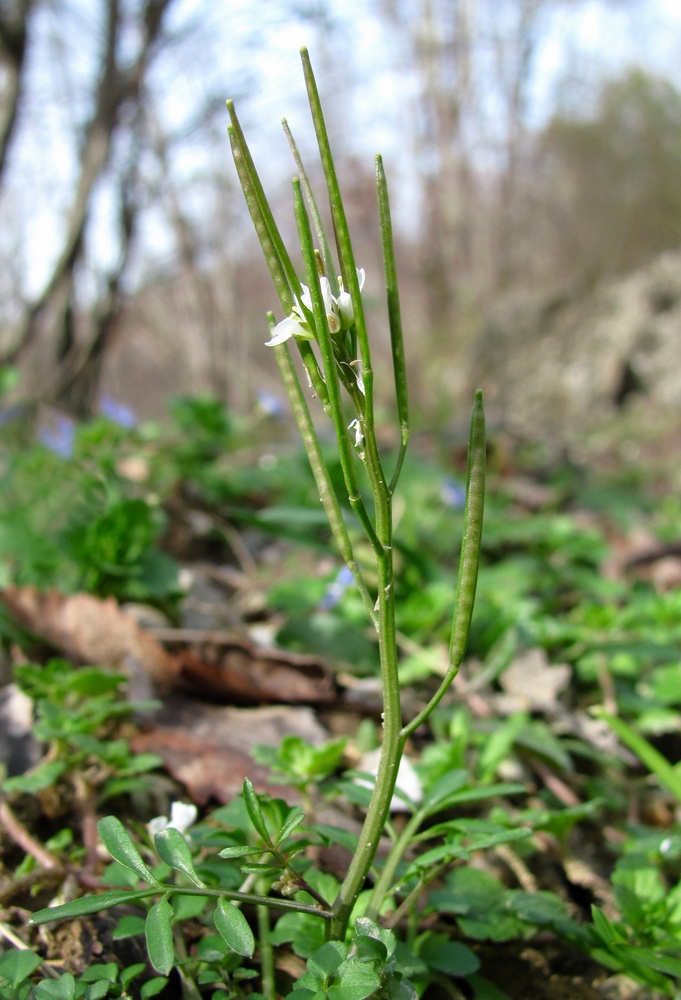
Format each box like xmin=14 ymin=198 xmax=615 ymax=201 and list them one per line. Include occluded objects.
xmin=318 ymin=564 xmax=355 ymax=611
xmin=38 ymin=416 xmax=75 ymax=458
xmin=98 ymin=395 xmax=137 ymax=429
xmin=441 ymin=477 xmax=466 ymax=511
xmin=0 ymin=404 xmax=25 ymax=427
xmin=255 ymin=387 xmax=286 ymax=420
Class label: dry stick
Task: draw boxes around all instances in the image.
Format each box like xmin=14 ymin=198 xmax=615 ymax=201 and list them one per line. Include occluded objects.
xmin=0 ymin=798 xmax=62 ymax=870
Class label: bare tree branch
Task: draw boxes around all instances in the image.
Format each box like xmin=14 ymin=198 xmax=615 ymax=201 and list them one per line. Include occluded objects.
xmin=0 ymin=0 xmax=36 ymax=180
xmin=4 ymin=0 xmax=176 ymax=396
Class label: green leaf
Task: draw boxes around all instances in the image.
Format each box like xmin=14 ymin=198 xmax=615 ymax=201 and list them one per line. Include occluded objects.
xmin=326 ymin=959 xmax=382 ymax=1000
xmin=268 ymin=911 xmax=328 ymax=958
xmin=242 ymin=778 xmax=272 ymax=844
xmin=79 ymin=963 xmax=117 ymax=984
xmin=218 ymin=844 xmax=264 ymax=859
xmin=590 ymin=906 xmax=626 ymax=946
xmin=140 ymin=978 xmax=169 ymax=998
xmin=145 ymin=895 xmax=175 ymax=975
xmin=98 ymin=816 xmax=157 ymax=884
xmin=611 ymin=944 xmax=681 ymax=979
xmin=278 ymin=807 xmax=306 ymax=843
xmin=354 ymin=936 xmax=387 ymax=964
xmin=307 ymin=941 xmax=347 ymax=980
xmin=239 ymin=863 xmax=282 ymax=876
xmin=171 ymin=893 xmax=208 ymax=921
xmin=154 ymin=827 xmax=205 ymax=887
xmin=214 ymin=897 xmax=255 ymax=956
xmin=596 ymin=709 xmax=681 ymax=801
xmin=31 ymin=888 xmax=157 ymax=924
xmin=34 ymin=974 xmax=77 ymax=1000
xmin=0 ymin=949 xmax=42 ymax=986
xmin=3 ymin=760 xmax=67 ymax=794
xmin=120 ymin=963 xmax=146 ymax=989
xmin=419 ymin=770 xmax=472 ymax=814
xmin=418 ymin=933 xmax=480 ymax=976
xmin=354 ymin=917 xmax=396 ymax=959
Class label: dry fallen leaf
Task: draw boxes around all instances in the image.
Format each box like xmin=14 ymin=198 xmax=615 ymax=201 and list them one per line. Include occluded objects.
xmin=0 ymin=588 xmax=336 ymax=705
xmin=0 ymin=586 xmax=178 ymax=688
xmin=130 ymin=699 xmax=329 ymax=804
xmin=171 ymin=634 xmax=335 ymax=704
xmin=498 ymin=647 xmax=571 ymax=713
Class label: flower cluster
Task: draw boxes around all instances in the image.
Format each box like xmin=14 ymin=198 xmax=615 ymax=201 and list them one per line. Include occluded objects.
xmin=266 ymin=268 xmax=365 ymax=347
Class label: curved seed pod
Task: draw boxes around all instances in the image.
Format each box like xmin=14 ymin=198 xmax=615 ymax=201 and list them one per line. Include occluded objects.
xmin=449 ymin=390 xmax=486 ymax=671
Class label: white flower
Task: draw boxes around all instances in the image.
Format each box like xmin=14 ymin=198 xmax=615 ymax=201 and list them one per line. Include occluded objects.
xmin=266 ymin=268 xmax=365 ymax=347
xmin=148 ymin=801 xmax=198 ymax=838
xmin=337 ymin=268 xmax=365 ymax=329
xmin=348 ymin=417 xmax=364 ymax=448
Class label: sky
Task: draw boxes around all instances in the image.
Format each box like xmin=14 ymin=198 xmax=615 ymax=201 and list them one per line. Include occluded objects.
xmin=4 ymin=0 xmax=681 ymax=303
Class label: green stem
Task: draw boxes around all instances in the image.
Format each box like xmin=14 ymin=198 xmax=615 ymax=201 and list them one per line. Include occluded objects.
xmin=330 ymin=547 xmax=402 ymax=938
xmin=365 ymin=800 xmax=424 ymax=921
xmin=166 ymin=885 xmax=333 ymax=918
xmin=257 ymin=891 xmax=276 ymax=1000
xmin=330 ymin=377 xmax=403 ymax=942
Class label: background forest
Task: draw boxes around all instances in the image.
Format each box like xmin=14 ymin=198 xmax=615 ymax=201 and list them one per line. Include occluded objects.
xmin=3 ymin=0 xmax=681 ymax=431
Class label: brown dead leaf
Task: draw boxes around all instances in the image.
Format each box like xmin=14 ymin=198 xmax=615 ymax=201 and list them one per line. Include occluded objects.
xmin=161 ymin=632 xmax=336 ymax=704
xmin=0 ymin=589 xmax=335 ymax=706
xmin=130 ymin=699 xmax=329 ymax=804
xmin=498 ymin=647 xmax=571 ymax=712
xmin=0 ymin=586 xmax=178 ymax=688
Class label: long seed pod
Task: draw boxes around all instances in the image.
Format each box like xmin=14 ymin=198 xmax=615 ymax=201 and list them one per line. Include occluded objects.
xmin=449 ymin=389 xmax=486 ymax=670
xmin=400 ymin=391 xmax=485 ymax=740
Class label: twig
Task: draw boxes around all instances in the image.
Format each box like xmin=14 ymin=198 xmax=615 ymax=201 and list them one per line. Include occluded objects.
xmin=0 ymin=799 xmax=62 ymax=869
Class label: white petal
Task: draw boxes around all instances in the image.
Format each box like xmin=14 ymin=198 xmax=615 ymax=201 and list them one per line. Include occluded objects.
xmin=265 ymin=316 xmax=300 ymax=346
xmin=319 ymin=276 xmax=334 ymax=313
xmin=299 ymin=284 xmax=313 ymax=311
xmin=169 ymin=802 xmax=198 ymax=833
xmin=348 ymin=417 xmax=363 ymax=447
xmin=337 ymin=290 xmax=354 ymax=328
xmin=147 ymin=816 xmax=169 ymax=837
xmin=356 ymin=267 xmax=365 ymax=291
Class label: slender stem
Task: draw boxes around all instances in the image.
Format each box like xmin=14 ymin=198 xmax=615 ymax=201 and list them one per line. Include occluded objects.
xmin=329 ymin=335 xmax=403 ymax=941
xmin=365 ymin=801 xmax=424 ymax=921
xmin=330 ymin=545 xmax=403 ymax=938
xmin=384 ymin=859 xmax=455 ymax=931
xmin=257 ymin=893 xmax=276 ymax=1000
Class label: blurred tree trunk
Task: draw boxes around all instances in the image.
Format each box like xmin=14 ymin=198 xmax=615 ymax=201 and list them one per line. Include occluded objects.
xmin=492 ymin=0 xmax=545 ymax=289
xmin=3 ymin=0 xmax=175 ymax=415
xmin=386 ymin=0 xmax=478 ymax=332
xmin=0 ymin=0 xmax=35 ymax=181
